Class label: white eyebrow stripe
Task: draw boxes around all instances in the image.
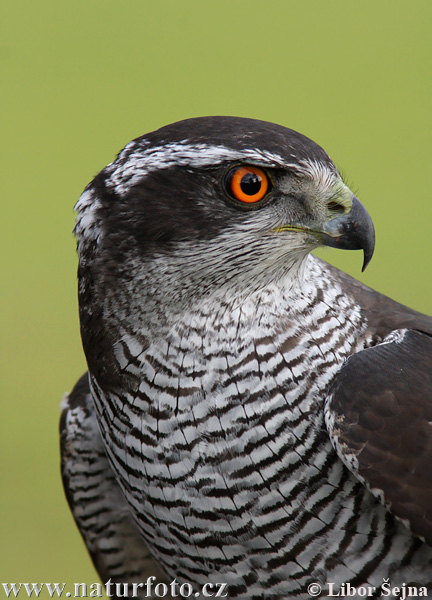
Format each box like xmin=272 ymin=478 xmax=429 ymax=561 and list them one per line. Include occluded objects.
xmin=74 ymin=144 xmax=338 ymax=250
xmin=105 ymin=142 xmax=296 ymax=196
xmin=297 ymin=159 xmax=339 ymax=190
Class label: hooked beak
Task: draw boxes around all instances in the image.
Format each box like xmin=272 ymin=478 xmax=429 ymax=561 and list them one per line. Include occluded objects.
xmin=320 ymin=196 xmax=375 ymax=271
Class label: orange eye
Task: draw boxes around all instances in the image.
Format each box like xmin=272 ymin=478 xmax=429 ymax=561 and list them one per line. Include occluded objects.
xmin=226 ymin=166 xmax=270 ymax=204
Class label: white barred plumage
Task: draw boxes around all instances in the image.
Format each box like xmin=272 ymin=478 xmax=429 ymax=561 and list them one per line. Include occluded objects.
xmin=61 ymin=117 xmax=432 ymax=599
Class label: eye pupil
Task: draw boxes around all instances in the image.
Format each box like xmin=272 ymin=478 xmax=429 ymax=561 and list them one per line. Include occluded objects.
xmin=240 ymin=173 xmax=262 ymax=196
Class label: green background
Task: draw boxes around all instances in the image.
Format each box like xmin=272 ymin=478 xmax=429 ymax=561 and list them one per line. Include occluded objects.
xmin=2 ymin=1 xmax=431 ymax=594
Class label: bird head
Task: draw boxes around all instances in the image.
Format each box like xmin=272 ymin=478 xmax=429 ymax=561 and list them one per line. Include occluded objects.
xmin=75 ymin=117 xmax=375 ymax=312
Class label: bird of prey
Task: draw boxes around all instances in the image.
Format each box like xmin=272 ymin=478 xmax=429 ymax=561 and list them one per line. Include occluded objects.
xmin=61 ymin=117 xmax=432 ymax=599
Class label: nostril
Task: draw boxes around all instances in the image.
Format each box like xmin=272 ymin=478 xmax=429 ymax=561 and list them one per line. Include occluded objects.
xmin=327 ymin=200 xmax=346 ymax=215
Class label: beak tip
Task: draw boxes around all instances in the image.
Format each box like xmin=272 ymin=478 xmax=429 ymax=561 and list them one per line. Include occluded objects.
xmin=361 ymin=253 xmax=371 ymax=272
xmin=362 ymin=245 xmax=374 ymax=273
xmin=361 ymin=220 xmax=375 ymax=272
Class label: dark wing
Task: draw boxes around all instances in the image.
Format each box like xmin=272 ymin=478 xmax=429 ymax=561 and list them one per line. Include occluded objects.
xmin=60 ymin=373 xmax=167 ymax=586
xmin=320 ymin=260 xmax=432 ymax=544
xmin=325 ymin=329 xmax=432 ymax=546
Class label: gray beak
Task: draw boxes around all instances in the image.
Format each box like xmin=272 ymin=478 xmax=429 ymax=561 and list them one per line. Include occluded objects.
xmin=320 ymin=197 xmax=375 ymax=271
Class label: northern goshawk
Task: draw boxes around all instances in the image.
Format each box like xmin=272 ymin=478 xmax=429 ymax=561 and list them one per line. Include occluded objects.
xmin=61 ymin=117 xmax=432 ymax=598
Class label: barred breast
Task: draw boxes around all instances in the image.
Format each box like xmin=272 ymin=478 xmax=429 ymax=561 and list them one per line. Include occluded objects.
xmin=89 ymin=257 xmax=431 ymax=598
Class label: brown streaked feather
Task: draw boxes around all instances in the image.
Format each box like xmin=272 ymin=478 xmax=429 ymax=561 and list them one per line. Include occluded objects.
xmin=323 ymin=260 xmax=432 ymax=339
